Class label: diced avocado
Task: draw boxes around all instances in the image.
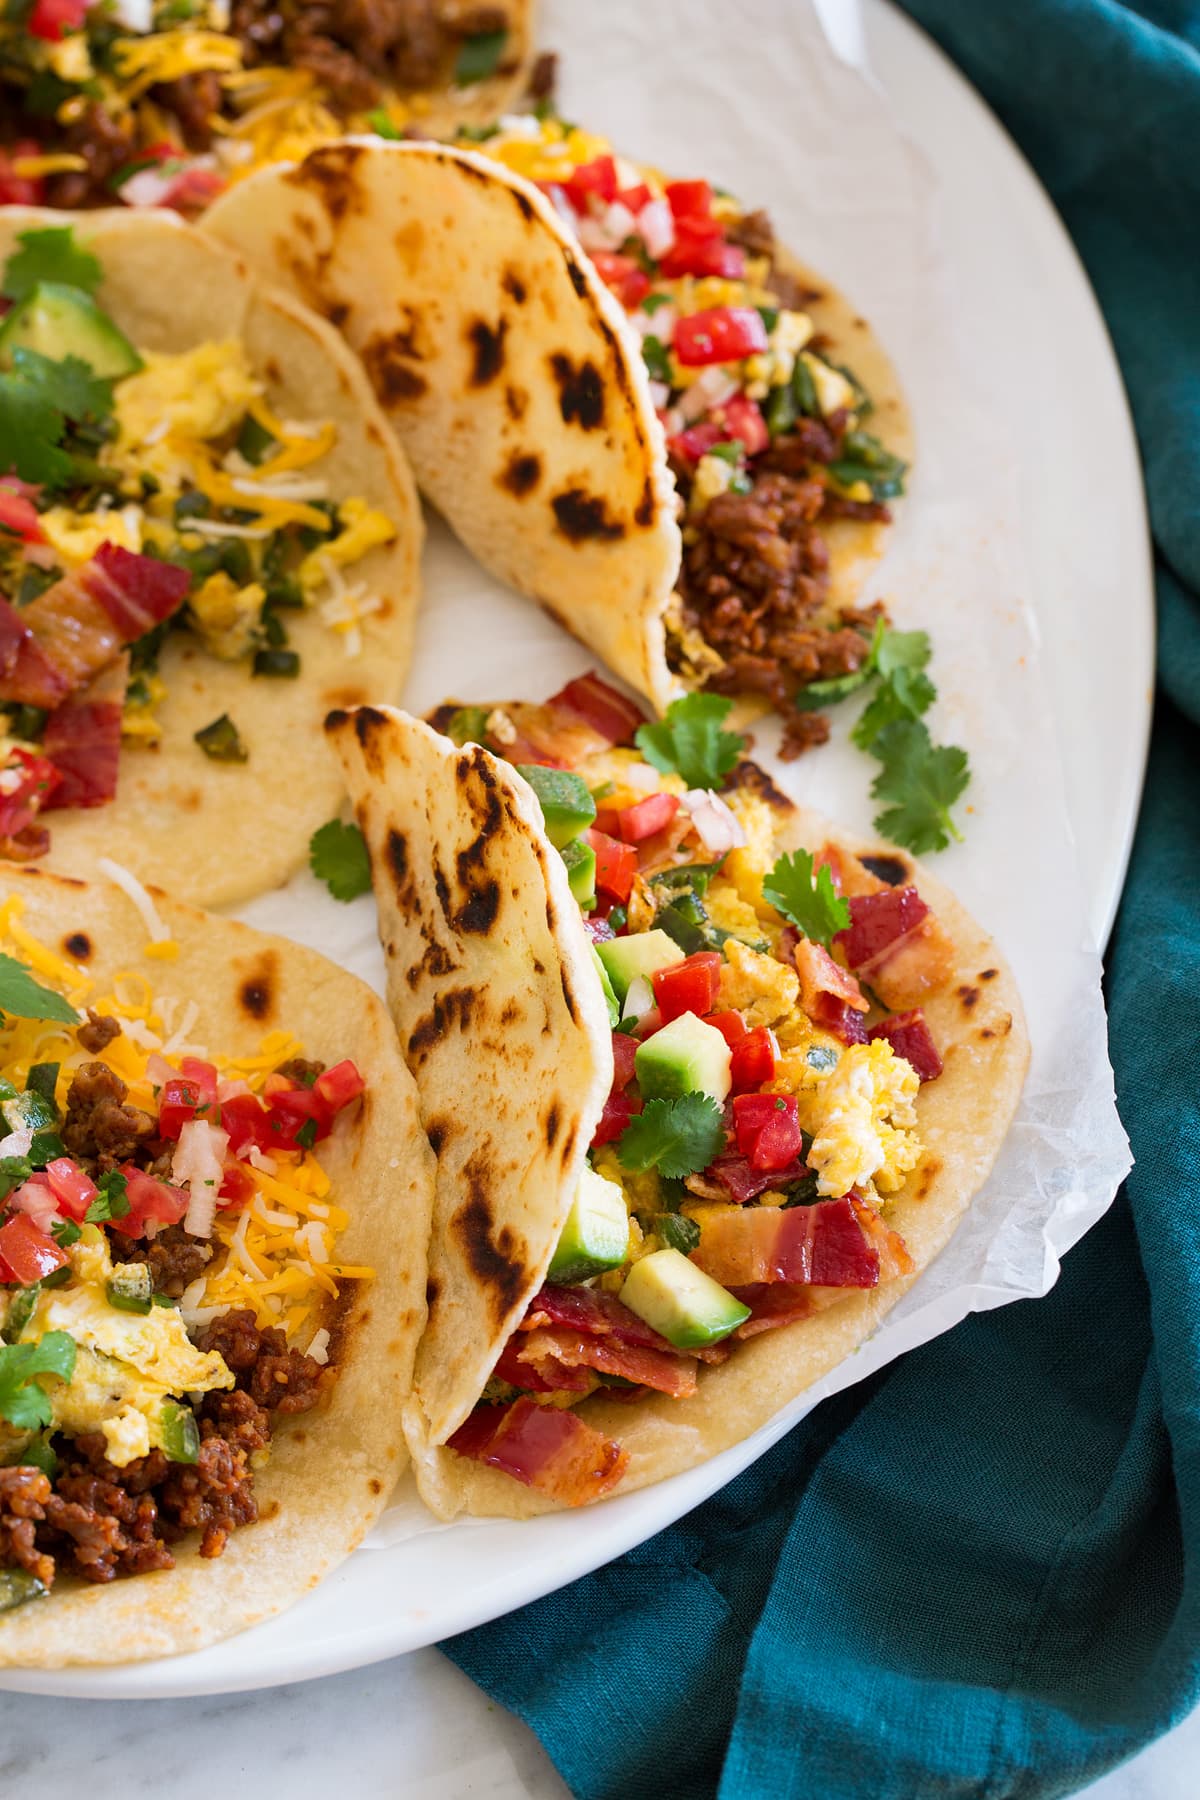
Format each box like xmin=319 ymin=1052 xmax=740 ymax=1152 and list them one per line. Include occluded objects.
xmin=596 ymin=928 xmax=684 ymax=1003
xmin=561 ymin=837 xmax=596 ymax=911
xmin=590 ymin=946 xmax=620 ymax=1027
xmin=548 ymin=1166 xmax=630 ymax=1284
xmin=516 ymin=764 xmax=596 ymax=848
xmin=620 ymin=1247 xmax=750 ymax=1349
xmin=635 ymin=1011 xmax=731 ymax=1103
xmin=0 ymin=282 xmax=142 ymax=379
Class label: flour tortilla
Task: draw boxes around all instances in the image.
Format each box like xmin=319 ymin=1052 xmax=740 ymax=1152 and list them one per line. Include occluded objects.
xmin=328 ymin=710 xmax=1027 ymax=1518
xmin=0 ymin=864 xmax=434 ymax=1665
xmin=203 ymin=140 xmax=910 ymax=713
xmin=0 ymin=207 xmax=422 ymax=909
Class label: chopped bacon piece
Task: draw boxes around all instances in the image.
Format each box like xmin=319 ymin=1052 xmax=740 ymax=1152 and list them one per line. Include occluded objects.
xmin=689 ymin=1196 xmax=885 ymax=1288
xmin=793 ymin=938 xmax=868 ymax=1018
xmin=836 ymin=886 xmax=928 ymax=969
xmin=501 ymin=700 xmax=612 ymax=768
xmin=729 ymin=1282 xmax=819 ymax=1338
xmin=548 ymin=673 xmax=645 ymax=745
xmin=447 ymin=1397 xmax=629 ymax=1505
xmin=849 ymin=1195 xmax=916 ymax=1281
xmin=867 ymin=1010 xmax=943 ymax=1082
xmin=809 ymin=996 xmax=870 ymax=1045
xmin=492 ymin=1335 xmax=593 ymax=1394
xmin=0 ymin=546 xmax=189 ymax=708
xmin=709 ymin=1153 xmax=807 ymax=1204
xmin=42 ymin=655 xmax=125 ymax=811
xmin=833 ymin=886 xmax=956 ymax=1010
xmin=522 ymin=1283 xmax=676 ymax=1353
xmin=517 ymin=1326 xmax=698 ymax=1398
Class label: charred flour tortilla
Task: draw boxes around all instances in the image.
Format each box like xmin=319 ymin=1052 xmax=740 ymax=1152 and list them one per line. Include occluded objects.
xmin=0 ymin=865 xmax=433 ymax=1666
xmin=204 ymin=135 xmax=910 ymax=740
xmin=205 ymin=139 xmax=683 ymax=708
xmin=328 ymin=703 xmax=1026 ymax=1519
xmin=0 ymin=207 xmax=421 ymax=908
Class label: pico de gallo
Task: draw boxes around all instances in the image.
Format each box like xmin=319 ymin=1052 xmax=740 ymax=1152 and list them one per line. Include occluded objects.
xmin=0 ymin=894 xmax=369 ymax=1608
xmin=432 ymin=674 xmax=954 ymax=1506
xmin=460 ymin=113 xmax=912 ymax=760
xmin=0 ymin=223 xmax=397 ymax=862
xmin=0 ymin=0 xmax=526 ymax=214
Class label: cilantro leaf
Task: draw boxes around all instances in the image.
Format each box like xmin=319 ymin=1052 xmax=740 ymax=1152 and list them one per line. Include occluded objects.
xmin=762 ymin=848 xmax=850 ymax=948
xmin=641 ymin=334 xmax=673 ymax=384
xmin=656 ymin=1212 xmax=701 ymax=1255
xmin=635 ymin=694 xmax=745 ymax=791
xmin=0 ymin=1332 xmax=77 ymax=1431
xmin=11 ymin=347 xmax=114 ymax=424
xmin=870 ymin=719 xmax=970 ymax=855
xmin=0 ymin=373 xmax=71 ymax=487
xmin=1 ymin=228 xmax=102 ymax=304
xmin=309 ymin=819 xmax=372 ymax=902
xmin=85 ymin=1169 xmax=130 ymax=1224
xmin=616 ymin=1093 xmax=726 ymax=1178
xmin=876 ymin=627 xmax=930 ymax=679
xmin=0 ymin=954 xmax=78 ymax=1025
xmin=455 ymin=27 xmax=508 ymax=84
xmin=851 ymin=665 xmax=937 ymax=751
xmin=792 ymin=616 xmax=885 ymax=713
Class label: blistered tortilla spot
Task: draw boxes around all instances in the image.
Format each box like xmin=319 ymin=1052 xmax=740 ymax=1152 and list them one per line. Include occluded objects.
xmin=560 ymin=1122 xmax=578 ymax=1166
xmin=549 ymin=353 xmax=605 ymax=431
xmin=387 ymin=827 xmax=412 ymax=898
xmin=455 ymin=880 xmax=500 ymax=935
xmin=362 ymin=332 xmax=427 ymax=403
xmin=295 ymin=144 xmax=366 ymax=222
xmin=532 ymin=957 xmax=545 ymax=976
xmin=327 ymin=300 xmax=349 ymax=329
xmin=368 ymin=1477 xmax=383 ymax=1496
xmin=502 ymin=267 xmax=528 ymax=305
xmin=426 ymin=1119 xmax=450 ymax=1155
xmin=433 ymin=860 xmax=453 ymax=924
xmin=504 ymin=384 xmax=529 ymax=422
xmin=324 ymin=684 xmax=369 ymax=709
xmin=635 ymin=477 xmax=656 ymax=529
xmin=468 ymin=317 xmax=508 ymax=388
xmin=499 ymin=451 xmax=542 ymax=497
xmin=552 ymin=488 xmax=626 ymax=543
xmin=291 ymin=1429 xmax=307 ymax=1444
xmin=426 ymin=1275 xmax=440 ymax=1311
xmin=508 ymin=186 xmax=536 ymax=225
xmin=910 ymin=1154 xmax=943 ymax=1203
xmin=978 ymin=967 xmax=999 ymax=982
xmin=258 ymin=1499 xmax=281 ymax=1522
xmin=365 ymin=420 xmax=384 ymax=447
xmin=543 ymin=1100 xmax=561 ymax=1149
xmin=956 ymin=983 xmax=980 ymax=1013
xmin=565 ymin=255 xmax=588 ymax=298
xmin=63 ymin=931 xmax=91 ymax=961
xmin=723 ymin=759 xmax=794 ymax=816
xmin=500 ymin=998 xmax=520 ymax=1025
xmin=559 ymin=964 xmax=579 ymax=1026
xmin=237 ymin=953 xmax=278 ymax=1023
xmin=452 ymin=1169 xmax=529 ymax=1322
xmin=408 ymin=985 xmax=477 ymax=1059
xmin=859 ymin=852 xmax=909 ymax=886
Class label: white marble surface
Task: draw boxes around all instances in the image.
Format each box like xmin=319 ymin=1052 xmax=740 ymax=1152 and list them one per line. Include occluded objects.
xmin=0 ymin=1648 xmax=1196 ymax=1798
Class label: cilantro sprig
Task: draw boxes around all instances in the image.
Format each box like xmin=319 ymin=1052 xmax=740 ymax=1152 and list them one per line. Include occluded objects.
xmin=762 ymin=849 xmax=850 ymax=949
xmin=617 ymin=1093 xmax=726 ymax=1179
xmin=1 ymin=228 xmax=101 ymax=305
xmin=0 ymin=1332 xmax=77 ymax=1431
xmin=85 ymin=1169 xmax=131 ymax=1224
xmin=309 ymin=819 xmax=372 ymax=902
xmin=636 ymin=694 xmax=746 ymax=792
xmin=0 ymin=954 xmax=78 ymax=1025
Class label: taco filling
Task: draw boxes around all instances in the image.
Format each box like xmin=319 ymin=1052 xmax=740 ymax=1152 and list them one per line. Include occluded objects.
xmin=0 ymin=896 xmax=370 ymax=1608
xmin=425 ymin=677 xmax=954 ymax=1506
xmin=465 ymin=114 xmax=909 ymax=758
xmin=0 ymin=222 xmax=398 ymax=864
xmin=0 ymin=0 xmax=532 ymax=212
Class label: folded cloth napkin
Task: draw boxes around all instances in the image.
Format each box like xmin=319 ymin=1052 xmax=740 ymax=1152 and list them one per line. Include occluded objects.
xmin=443 ymin=5 xmax=1200 ymax=1794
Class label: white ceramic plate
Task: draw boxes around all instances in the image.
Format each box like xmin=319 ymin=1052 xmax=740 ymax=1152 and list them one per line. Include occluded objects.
xmin=0 ymin=0 xmax=1150 ymax=1696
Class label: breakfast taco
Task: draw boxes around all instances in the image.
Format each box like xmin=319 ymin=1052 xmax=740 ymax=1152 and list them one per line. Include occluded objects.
xmin=204 ymin=130 xmax=910 ymax=755
xmin=0 ymin=206 xmax=421 ymax=906
xmin=326 ymin=679 xmax=1026 ymax=1516
xmin=0 ymin=0 xmax=538 ymax=213
xmin=0 ymin=863 xmax=433 ymax=1664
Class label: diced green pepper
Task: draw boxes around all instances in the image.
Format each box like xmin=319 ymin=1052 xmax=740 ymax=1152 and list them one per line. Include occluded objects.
xmin=446 ymin=705 xmax=490 ymax=747
xmin=0 ymin=1569 xmax=47 ymax=1614
xmin=194 ymin=714 xmax=248 ymax=763
xmin=160 ymin=1399 xmax=200 ymax=1465
xmin=106 ymin=1263 xmax=153 ymax=1315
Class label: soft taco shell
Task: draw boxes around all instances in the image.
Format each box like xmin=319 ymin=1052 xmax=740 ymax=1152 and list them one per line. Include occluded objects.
xmin=328 ymin=710 xmax=1027 ymax=1519
xmin=0 ymin=864 xmax=434 ymax=1664
xmin=0 ymin=207 xmax=423 ymax=909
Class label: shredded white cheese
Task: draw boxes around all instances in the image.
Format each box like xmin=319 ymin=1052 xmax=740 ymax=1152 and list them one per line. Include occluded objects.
xmin=97 ymin=857 xmax=170 ymax=944
xmin=306 ymin=1327 xmax=330 ymax=1366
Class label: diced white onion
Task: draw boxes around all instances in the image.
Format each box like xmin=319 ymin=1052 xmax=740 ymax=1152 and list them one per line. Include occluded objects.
xmin=111 ymin=0 xmax=153 ymax=29
xmin=173 ymin=1119 xmax=230 ymax=1239
xmin=601 ymin=201 xmax=636 ymax=242
xmin=647 ymin=380 xmax=670 ymax=410
xmin=630 ymin=304 xmax=676 ymax=342
xmin=684 ymin=788 xmax=748 ymax=854
xmin=0 ymin=1127 xmax=33 ymax=1160
xmin=306 ymin=1327 xmax=331 ymax=1365
xmin=541 ymin=184 xmax=578 ymax=231
xmin=637 ymin=199 xmax=675 ymax=260
xmin=97 ymin=857 xmax=169 ymax=944
xmin=118 ymin=168 xmax=176 ymax=209
xmin=621 ymin=975 xmax=655 ymax=1023
xmin=677 ymin=368 xmax=740 ymax=423
xmin=495 ymin=113 xmax=543 ymax=140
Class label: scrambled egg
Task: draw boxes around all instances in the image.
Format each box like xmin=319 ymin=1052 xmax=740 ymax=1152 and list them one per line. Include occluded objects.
xmin=189 ymin=571 xmax=266 ymax=660
xmin=17 ymin=1229 xmax=233 ymax=1468
xmin=298 ymin=497 xmax=397 ymax=600
xmin=704 ymin=878 xmax=766 ymax=946
xmin=39 ymin=504 xmax=144 ymax=562
xmin=718 ymin=937 xmax=799 ymax=1030
xmin=775 ymin=1040 xmax=921 ymax=1201
xmin=721 ymin=794 xmax=778 ymax=915
xmin=108 ymin=340 xmax=261 ymax=492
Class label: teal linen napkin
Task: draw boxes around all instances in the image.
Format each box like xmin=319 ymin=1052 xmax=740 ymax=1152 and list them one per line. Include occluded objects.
xmin=443 ymin=5 xmax=1200 ymax=1793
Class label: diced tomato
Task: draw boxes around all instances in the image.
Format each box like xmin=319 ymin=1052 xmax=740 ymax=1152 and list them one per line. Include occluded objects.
xmin=668 ymin=420 xmax=727 ymax=465
xmin=664 ymin=180 xmax=714 ymax=221
xmin=564 ymin=155 xmax=617 ymax=214
xmin=217 ymin=1161 xmax=256 ymax=1209
xmin=868 ymin=1010 xmax=943 ymax=1082
xmin=617 ymin=182 xmax=652 ymax=215
xmin=0 ymin=1212 xmax=67 ymax=1284
xmin=732 ymin=1092 xmax=785 ymax=1151
xmin=652 ymin=952 xmax=722 ymax=1023
xmin=179 ymin=1057 xmax=218 ymax=1104
xmin=705 ymin=1010 xmax=750 ymax=1048
xmin=733 ymin=1091 xmax=802 ymax=1171
xmin=587 ymin=829 xmax=637 ymax=903
xmin=220 ymin=1092 xmax=272 ymax=1159
xmin=0 ymin=749 xmax=60 ymax=842
xmin=113 ymin=1165 xmax=190 ymax=1237
xmin=28 ymin=0 xmax=87 ymax=41
xmin=261 ymin=1081 xmax=328 ymax=1149
xmin=314 ymin=1058 xmax=365 ymax=1116
xmin=44 ymin=1157 xmax=97 ymax=1222
xmin=589 ymin=251 xmax=650 ymax=309
xmin=591 ymin=1087 xmax=640 ymax=1148
xmin=0 ymin=481 xmax=45 ymax=544
xmin=583 ymin=915 xmax=615 ymax=943
xmin=548 ymin=672 xmax=645 ymax=746
xmin=0 ymin=141 xmax=45 ymax=206
xmin=158 ymin=1078 xmax=202 ymax=1142
xmin=8 ymin=1178 xmax=58 ymax=1233
xmin=611 ymin=1029 xmax=639 ymax=1090
xmin=730 ymin=1026 xmax=778 ymax=1092
xmin=716 ymin=394 xmax=769 ymax=457
xmin=674 ymin=307 xmax=769 ymax=368
xmin=159 ymin=164 xmax=227 ymax=215
xmin=660 ymin=233 xmax=746 ymax=280
xmin=615 ymin=792 xmax=679 ymax=842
